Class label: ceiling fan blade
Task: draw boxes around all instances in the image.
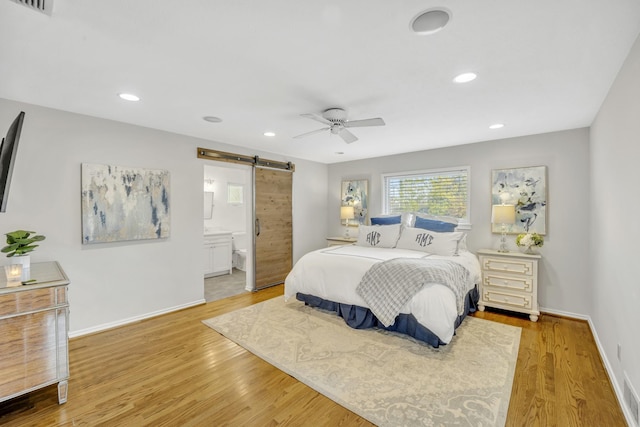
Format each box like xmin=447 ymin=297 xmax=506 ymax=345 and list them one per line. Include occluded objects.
xmin=293 ymin=127 xmax=329 ymax=139
xmin=344 ymin=118 xmax=385 ymax=128
xmin=301 ymin=113 xmax=331 ymax=125
xmin=339 ymin=128 xmax=358 ymax=144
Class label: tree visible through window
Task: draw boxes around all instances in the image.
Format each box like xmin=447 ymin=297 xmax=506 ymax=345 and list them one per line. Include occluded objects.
xmin=382 ymin=167 xmax=470 ymax=227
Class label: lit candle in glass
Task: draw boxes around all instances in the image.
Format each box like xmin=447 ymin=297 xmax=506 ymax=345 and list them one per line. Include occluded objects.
xmin=4 ymin=264 xmax=23 ymax=286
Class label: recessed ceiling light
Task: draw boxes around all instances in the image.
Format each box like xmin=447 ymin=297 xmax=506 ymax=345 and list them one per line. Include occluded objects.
xmin=335 ymin=152 xmax=344 ymax=155
xmin=410 ymin=8 xmax=451 ymax=35
xmin=118 ymin=93 xmax=140 ymax=102
xmin=263 ymin=131 xmax=276 ymax=137
xmin=453 ymin=73 xmax=477 ymax=83
xmin=489 ymin=123 xmax=504 ymax=129
xmin=203 ymin=116 xmax=222 ymax=123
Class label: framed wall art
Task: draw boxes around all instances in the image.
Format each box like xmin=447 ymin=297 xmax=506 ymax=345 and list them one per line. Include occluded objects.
xmin=341 ymin=179 xmax=368 ymax=226
xmin=491 ymin=165 xmax=547 ymax=234
xmin=81 ymin=163 xmax=171 ymax=244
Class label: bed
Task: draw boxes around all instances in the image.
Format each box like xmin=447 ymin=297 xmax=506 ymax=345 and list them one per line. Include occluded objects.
xmin=284 ymin=216 xmax=481 ymax=347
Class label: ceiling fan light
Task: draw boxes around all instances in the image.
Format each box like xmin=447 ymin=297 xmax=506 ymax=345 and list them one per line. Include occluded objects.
xmin=410 ymin=8 xmax=451 ymax=35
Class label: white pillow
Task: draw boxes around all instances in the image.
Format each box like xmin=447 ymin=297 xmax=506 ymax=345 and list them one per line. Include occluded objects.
xmin=356 ymin=224 xmax=401 ymax=248
xmin=396 ymin=227 xmax=464 ymax=256
xmin=457 ymin=233 xmax=468 ymax=252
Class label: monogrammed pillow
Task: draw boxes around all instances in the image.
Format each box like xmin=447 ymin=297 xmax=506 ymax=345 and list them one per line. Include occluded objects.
xmin=395 ymin=227 xmax=464 ymax=256
xmin=356 ymin=224 xmax=401 ymax=248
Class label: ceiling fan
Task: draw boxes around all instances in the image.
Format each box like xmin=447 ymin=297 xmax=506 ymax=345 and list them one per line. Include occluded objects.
xmin=294 ymin=108 xmax=385 ymax=144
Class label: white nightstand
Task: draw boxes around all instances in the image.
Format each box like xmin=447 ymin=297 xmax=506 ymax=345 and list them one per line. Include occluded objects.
xmin=326 ymin=237 xmax=357 ymax=247
xmin=477 ymin=249 xmax=541 ymax=322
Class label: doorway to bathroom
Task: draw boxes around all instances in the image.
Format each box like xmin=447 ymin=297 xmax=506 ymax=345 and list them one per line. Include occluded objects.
xmin=203 ymin=163 xmax=253 ymax=302
xmin=198 ymin=147 xmax=294 ymax=299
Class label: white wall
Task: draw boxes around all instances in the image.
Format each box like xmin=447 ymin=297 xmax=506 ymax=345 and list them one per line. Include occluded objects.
xmin=0 ymin=98 xmax=328 ymax=335
xmin=328 ymin=128 xmax=591 ymax=316
xmin=591 ymin=33 xmax=640 ymax=418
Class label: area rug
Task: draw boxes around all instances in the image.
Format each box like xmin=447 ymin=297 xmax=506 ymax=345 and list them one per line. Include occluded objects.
xmin=203 ymin=297 xmax=521 ymax=427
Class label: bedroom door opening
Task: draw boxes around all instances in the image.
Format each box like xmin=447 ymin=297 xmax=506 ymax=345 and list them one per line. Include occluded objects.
xmin=198 ymin=147 xmax=294 ymax=295
xmin=203 ymin=163 xmax=253 ymax=301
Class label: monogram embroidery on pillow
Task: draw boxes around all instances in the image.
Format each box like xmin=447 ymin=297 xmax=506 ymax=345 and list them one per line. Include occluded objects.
xmin=415 ymin=233 xmax=434 ymax=247
xmin=366 ymin=231 xmax=381 ymax=246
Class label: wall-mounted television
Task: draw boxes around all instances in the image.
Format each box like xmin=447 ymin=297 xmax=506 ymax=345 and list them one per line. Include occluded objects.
xmin=0 ymin=111 xmax=25 ymax=212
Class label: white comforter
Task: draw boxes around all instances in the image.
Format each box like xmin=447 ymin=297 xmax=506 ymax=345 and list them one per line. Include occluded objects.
xmin=284 ymin=245 xmax=481 ymax=344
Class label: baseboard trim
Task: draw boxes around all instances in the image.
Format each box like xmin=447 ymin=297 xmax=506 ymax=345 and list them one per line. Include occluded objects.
xmin=539 ymin=306 xmax=590 ymax=321
xmin=68 ymin=299 xmax=206 ymax=339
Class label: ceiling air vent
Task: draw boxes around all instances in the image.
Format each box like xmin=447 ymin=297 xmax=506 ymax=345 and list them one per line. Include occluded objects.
xmin=9 ymin=0 xmax=53 ymax=15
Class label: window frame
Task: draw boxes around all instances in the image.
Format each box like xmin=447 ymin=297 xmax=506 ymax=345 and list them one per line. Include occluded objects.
xmin=381 ymin=166 xmax=471 ymax=230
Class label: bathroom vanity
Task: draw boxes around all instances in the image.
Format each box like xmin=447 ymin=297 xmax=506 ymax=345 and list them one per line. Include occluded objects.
xmin=203 ymin=230 xmax=233 ymax=277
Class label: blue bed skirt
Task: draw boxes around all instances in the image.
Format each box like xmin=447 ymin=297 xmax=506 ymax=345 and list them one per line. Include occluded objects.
xmin=296 ymin=284 xmax=479 ymax=348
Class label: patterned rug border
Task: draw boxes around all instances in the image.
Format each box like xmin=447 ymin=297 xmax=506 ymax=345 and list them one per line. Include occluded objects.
xmin=203 ymin=296 xmax=521 ymax=427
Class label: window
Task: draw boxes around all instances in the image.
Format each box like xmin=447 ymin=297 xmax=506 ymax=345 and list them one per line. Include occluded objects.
xmin=227 ymin=183 xmax=244 ymax=205
xmin=382 ymin=166 xmax=470 ymax=228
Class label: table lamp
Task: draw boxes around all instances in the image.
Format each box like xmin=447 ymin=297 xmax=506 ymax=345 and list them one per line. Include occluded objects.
xmin=492 ymin=204 xmax=516 ymax=252
xmin=340 ymin=206 xmax=355 ymax=238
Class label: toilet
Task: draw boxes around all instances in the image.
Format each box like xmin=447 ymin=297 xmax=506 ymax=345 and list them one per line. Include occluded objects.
xmin=232 ymin=232 xmax=247 ymax=272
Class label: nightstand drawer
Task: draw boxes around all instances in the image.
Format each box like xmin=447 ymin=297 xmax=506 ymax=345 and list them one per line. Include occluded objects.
xmin=326 ymin=237 xmax=357 ymax=247
xmin=484 ymin=274 xmax=533 ymax=293
xmin=482 ymin=257 xmax=534 ymax=276
xmin=483 ymin=289 xmax=533 ymax=310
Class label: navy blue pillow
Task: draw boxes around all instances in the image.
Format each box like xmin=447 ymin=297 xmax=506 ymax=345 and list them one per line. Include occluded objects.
xmin=370 ymin=215 xmax=402 ymax=225
xmin=414 ymin=216 xmax=457 ymax=232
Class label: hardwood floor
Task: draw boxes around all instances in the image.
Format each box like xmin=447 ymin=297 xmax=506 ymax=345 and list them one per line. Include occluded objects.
xmin=0 ymin=285 xmax=626 ymax=426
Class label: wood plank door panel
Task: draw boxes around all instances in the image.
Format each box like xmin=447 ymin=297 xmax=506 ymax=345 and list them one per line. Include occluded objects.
xmin=254 ymin=167 xmax=292 ymax=290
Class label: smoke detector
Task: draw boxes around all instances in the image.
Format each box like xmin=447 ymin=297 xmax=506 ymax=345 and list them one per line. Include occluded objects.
xmin=410 ymin=8 xmax=451 ymax=35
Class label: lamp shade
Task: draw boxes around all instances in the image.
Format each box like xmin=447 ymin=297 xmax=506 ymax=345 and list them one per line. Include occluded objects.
xmin=340 ymin=206 xmax=355 ymax=220
xmin=491 ymin=204 xmax=516 ymax=224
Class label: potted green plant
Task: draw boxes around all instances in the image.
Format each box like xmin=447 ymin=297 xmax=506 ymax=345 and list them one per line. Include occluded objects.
xmin=2 ymin=230 xmax=46 ymax=269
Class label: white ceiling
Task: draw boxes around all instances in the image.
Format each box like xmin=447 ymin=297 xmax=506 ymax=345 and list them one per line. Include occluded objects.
xmin=2 ymin=1 xmax=640 ymax=164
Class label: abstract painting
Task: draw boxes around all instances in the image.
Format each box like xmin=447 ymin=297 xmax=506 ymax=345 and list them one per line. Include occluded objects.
xmin=341 ymin=179 xmax=368 ymax=226
xmin=81 ymin=163 xmax=170 ymax=244
xmin=491 ymin=166 xmax=547 ymax=234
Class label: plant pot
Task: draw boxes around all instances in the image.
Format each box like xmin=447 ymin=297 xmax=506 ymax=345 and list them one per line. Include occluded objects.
xmin=10 ymin=254 xmax=30 ymax=270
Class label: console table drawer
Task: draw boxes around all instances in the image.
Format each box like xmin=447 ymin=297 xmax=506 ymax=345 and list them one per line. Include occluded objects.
xmin=0 ymin=309 xmax=63 ymax=397
xmin=0 ymin=287 xmax=65 ymax=317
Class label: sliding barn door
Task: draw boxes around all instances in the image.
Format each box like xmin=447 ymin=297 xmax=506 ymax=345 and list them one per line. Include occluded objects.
xmin=254 ymin=167 xmax=293 ymax=290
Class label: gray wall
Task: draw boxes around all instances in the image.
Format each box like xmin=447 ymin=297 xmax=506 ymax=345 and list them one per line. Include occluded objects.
xmin=591 ymin=33 xmax=640 ymax=415
xmin=0 ymin=98 xmax=329 ymax=335
xmin=328 ymin=128 xmax=591 ymax=316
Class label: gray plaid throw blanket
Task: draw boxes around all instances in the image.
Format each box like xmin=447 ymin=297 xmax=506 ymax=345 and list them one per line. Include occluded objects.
xmin=356 ymin=258 xmax=471 ymax=327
